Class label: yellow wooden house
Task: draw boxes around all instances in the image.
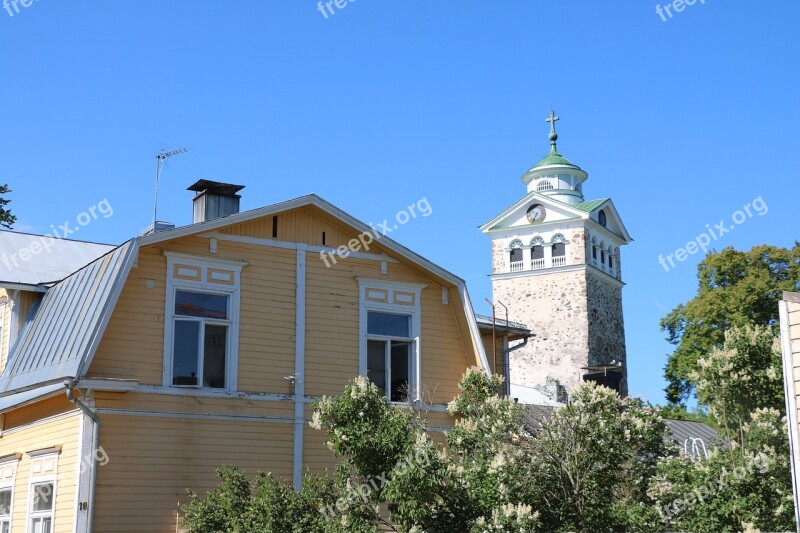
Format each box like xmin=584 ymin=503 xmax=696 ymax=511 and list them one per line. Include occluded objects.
xmin=0 ymin=181 xmax=497 ymax=533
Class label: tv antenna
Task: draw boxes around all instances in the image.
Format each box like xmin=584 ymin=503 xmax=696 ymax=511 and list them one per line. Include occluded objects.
xmin=152 ymin=147 xmax=188 ymax=231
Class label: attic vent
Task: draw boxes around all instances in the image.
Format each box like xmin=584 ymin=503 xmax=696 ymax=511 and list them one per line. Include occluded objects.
xmin=188 ymin=180 xmax=245 ymax=223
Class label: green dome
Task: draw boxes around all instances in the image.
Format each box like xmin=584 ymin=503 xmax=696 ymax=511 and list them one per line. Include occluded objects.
xmin=534 ymin=146 xmax=575 ymax=168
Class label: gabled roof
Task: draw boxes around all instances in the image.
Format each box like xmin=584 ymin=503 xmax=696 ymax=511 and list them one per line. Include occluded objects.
xmin=141 ymin=193 xmax=490 ymax=372
xmin=479 ymin=191 xmax=588 ymax=231
xmin=0 ymin=194 xmax=492 ymax=401
xmin=0 ymin=230 xmax=114 ymax=289
xmin=481 ymin=192 xmax=633 ymax=243
xmin=0 ymin=241 xmax=138 ymax=396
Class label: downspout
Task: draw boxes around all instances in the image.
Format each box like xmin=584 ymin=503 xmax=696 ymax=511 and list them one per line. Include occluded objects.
xmin=65 ymin=380 xmax=98 ymax=533
xmin=505 ymin=336 xmax=530 ymax=398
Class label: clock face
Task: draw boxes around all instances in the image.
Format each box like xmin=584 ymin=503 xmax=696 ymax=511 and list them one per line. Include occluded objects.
xmin=526 ymin=204 xmax=546 ymax=224
xmin=598 ymin=210 xmax=607 ymax=227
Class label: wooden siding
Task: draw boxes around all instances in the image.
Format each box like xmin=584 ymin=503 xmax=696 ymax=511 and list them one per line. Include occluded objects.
xmin=786 ymin=298 xmax=800 ymax=423
xmin=93 ymin=414 xmax=294 ymax=533
xmin=221 ymin=206 xmax=361 ymax=249
xmin=90 ymin=207 xmax=477 ymax=404
xmin=0 ymin=405 xmax=81 ymax=533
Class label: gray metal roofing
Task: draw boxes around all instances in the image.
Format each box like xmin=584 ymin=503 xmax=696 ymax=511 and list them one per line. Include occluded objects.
xmin=0 ymin=231 xmax=114 ymax=287
xmin=0 ymin=241 xmax=137 ymax=395
xmin=475 ymin=314 xmax=531 ymax=333
xmin=664 ymin=419 xmax=726 ymax=450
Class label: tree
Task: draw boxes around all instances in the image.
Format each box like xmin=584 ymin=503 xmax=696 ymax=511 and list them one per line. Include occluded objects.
xmin=524 ymin=382 xmax=673 ymax=531
xmin=0 ymin=184 xmax=16 ymax=229
xmin=661 ymin=244 xmax=800 ymax=403
xmin=182 ymin=370 xmax=674 ymax=532
xmin=649 ymin=326 xmax=795 ymax=532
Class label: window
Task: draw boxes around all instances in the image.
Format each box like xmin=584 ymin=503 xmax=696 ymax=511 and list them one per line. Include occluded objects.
xmin=367 ymin=312 xmax=413 ymax=402
xmin=531 ymin=246 xmax=544 ymax=260
xmin=164 ymin=253 xmax=244 ymax=391
xmin=172 ymin=291 xmax=230 ymax=388
xmin=28 ymin=482 xmax=54 ymax=533
xmin=0 ymin=487 xmax=10 ymax=533
xmin=552 ymin=243 xmax=566 ymax=257
xmin=358 ymin=279 xmax=423 ymax=403
xmin=592 ymin=246 xmax=597 ymax=260
xmin=509 ymin=248 xmax=523 ymax=264
xmin=536 ymin=180 xmax=554 ymax=192
xmin=609 ymin=255 xmax=614 ymax=269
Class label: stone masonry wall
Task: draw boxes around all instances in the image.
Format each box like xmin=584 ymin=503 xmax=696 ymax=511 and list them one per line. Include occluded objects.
xmin=493 ymin=270 xmax=590 ymax=393
xmin=586 ymin=270 xmax=628 ymax=396
xmin=491 ymin=239 xmax=505 ymax=275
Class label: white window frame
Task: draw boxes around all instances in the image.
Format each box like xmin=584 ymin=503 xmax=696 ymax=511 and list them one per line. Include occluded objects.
xmin=0 ymin=456 xmax=18 ymax=533
xmin=357 ymin=279 xmax=425 ymax=404
xmin=163 ymin=253 xmax=245 ymax=392
xmin=25 ymin=454 xmax=57 ymax=533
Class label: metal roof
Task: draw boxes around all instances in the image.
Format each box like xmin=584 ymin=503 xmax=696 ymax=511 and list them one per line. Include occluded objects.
xmin=475 ymin=314 xmax=531 ymax=336
xmin=0 ymin=230 xmax=114 ymax=288
xmin=664 ymin=419 xmax=726 ymax=452
xmin=0 ymin=241 xmax=137 ymax=395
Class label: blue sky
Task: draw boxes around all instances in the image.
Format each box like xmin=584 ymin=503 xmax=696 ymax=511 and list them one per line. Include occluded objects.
xmin=1 ymin=1 xmax=797 ymax=405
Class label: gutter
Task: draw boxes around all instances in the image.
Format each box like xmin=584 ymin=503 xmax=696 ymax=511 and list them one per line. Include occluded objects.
xmin=65 ymin=380 xmax=98 ymax=533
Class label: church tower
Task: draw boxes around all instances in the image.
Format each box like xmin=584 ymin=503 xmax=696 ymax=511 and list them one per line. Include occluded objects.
xmin=481 ymin=111 xmax=632 ymax=397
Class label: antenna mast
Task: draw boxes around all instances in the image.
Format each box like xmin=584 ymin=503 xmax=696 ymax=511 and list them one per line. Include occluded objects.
xmin=152 ymin=147 xmax=188 ymax=231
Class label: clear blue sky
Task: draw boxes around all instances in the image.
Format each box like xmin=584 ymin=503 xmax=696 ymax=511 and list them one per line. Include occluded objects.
xmin=1 ymin=1 xmax=798 ymax=405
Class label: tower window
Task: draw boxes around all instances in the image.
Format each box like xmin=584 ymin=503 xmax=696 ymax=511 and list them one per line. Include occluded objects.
xmin=609 ymin=255 xmax=614 ymax=268
xmin=592 ymin=247 xmax=597 ymax=260
xmin=531 ymin=246 xmax=544 ymax=260
xmin=536 ymin=180 xmax=554 ymax=192
xmin=601 ymin=251 xmax=606 ymax=264
xmin=552 ymin=243 xmax=566 ymax=257
xmin=510 ymin=248 xmax=523 ymax=263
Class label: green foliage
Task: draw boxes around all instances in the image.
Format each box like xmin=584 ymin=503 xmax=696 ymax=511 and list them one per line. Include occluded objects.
xmin=650 ymin=408 xmax=794 ymax=531
xmin=182 ymin=467 xmax=339 ymax=533
xmin=526 ymin=382 xmax=673 ymax=531
xmin=692 ymin=325 xmax=786 ymax=438
xmin=0 ymin=184 xmax=16 ymax=229
xmin=182 ymin=357 xmax=793 ymax=532
xmin=647 ymin=326 xmax=795 ymax=532
xmin=661 ymin=244 xmax=800 ymax=403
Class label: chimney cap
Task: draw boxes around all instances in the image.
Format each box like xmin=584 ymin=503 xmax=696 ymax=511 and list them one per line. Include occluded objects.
xmin=187 ymin=179 xmax=245 ymax=197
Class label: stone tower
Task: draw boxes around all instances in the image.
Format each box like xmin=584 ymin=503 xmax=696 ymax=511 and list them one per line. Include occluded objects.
xmin=480 ymin=111 xmax=632 ymax=397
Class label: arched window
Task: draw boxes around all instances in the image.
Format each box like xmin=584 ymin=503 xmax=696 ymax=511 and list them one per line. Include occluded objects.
xmin=551 ymin=234 xmax=567 ymax=266
xmin=537 ymin=180 xmax=554 ymax=192
xmin=509 ymin=239 xmax=524 ymax=271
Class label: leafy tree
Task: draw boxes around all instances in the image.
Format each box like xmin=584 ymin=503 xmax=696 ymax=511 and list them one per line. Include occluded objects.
xmin=662 ymin=244 xmax=800 ymax=403
xmin=182 ymin=370 xmax=675 ymax=532
xmin=0 ymin=184 xmax=16 ymax=229
xmin=524 ymin=382 xmax=673 ymax=531
xmin=649 ymin=326 xmax=795 ymax=532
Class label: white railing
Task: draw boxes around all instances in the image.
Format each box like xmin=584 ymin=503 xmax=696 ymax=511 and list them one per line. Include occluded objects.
xmin=552 ymin=256 xmax=566 ymax=267
xmin=510 ymin=261 xmax=524 ymax=272
xmin=531 ymin=258 xmax=546 ymax=270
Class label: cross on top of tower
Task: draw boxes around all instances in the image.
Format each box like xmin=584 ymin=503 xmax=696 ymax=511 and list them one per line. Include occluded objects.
xmin=546 ymin=109 xmax=560 ymax=132
xmin=545 ymin=109 xmax=560 ymax=146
